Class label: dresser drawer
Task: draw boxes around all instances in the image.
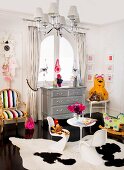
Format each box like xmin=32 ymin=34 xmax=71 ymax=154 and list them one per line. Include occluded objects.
xmin=51 ymin=96 xmax=83 ymax=106
xmin=68 ymin=88 xmax=83 ymax=96
xmin=50 ymin=90 xmax=68 ymax=97
xmin=51 ymin=97 xmax=68 ymax=106
xmin=70 ymin=96 xmax=83 ymax=104
xmin=51 ymin=106 xmax=70 ymax=115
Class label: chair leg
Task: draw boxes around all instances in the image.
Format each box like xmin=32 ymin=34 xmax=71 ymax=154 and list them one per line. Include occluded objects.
xmin=105 ymin=102 xmax=107 ymax=113
xmin=90 ymin=103 xmax=92 ymax=118
xmin=0 ymin=120 xmax=4 ymax=133
xmin=15 ymin=119 xmax=18 ymax=126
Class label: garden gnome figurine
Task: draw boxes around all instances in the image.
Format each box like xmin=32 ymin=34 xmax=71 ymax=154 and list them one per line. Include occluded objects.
xmin=57 ymin=74 xmax=63 ymax=87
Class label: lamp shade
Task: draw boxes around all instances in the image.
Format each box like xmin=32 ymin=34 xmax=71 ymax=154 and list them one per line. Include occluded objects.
xmin=68 ymin=6 xmax=79 ymax=20
xmin=41 ymin=14 xmax=49 ymax=27
xmin=34 ymin=7 xmax=43 ymax=21
xmin=48 ymin=3 xmax=59 ymax=16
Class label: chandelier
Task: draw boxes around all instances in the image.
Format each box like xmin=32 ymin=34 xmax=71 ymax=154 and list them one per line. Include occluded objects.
xmin=32 ymin=2 xmax=86 ymax=36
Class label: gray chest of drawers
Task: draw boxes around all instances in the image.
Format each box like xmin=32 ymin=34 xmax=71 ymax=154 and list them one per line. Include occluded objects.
xmin=41 ymin=86 xmax=86 ymax=119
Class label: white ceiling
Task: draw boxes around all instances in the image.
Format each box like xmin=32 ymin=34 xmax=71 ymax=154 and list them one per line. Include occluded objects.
xmin=0 ymin=0 xmax=124 ymax=25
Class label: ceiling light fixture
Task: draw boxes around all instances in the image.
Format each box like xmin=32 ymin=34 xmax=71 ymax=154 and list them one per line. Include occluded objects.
xmin=24 ymin=0 xmax=88 ymax=36
xmin=24 ymin=1 xmax=88 ymax=36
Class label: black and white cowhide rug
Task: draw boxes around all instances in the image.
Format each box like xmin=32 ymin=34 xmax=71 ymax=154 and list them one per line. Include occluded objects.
xmin=9 ymin=137 xmax=124 ymax=170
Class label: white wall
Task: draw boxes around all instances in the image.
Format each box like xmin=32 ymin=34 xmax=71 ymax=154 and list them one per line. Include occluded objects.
xmin=86 ymin=25 xmax=101 ymax=90
xmin=0 ymin=14 xmax=26 ymax=102
xmin=100 ymin=21 xmax=124 ymax=115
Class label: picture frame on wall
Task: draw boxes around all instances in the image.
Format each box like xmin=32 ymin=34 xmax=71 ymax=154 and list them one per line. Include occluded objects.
xmin=105 ymin=64 xmax=114 ymax=73
xmin=107 ymin=55 xmax=114 ymax=62
xmin=87 ymin=55 xmax=94 ymax=63
xmin=87 ymin=74 xmax=94 ymax=82
xmin=87 ymin=64 xmax=94 ymax=73
xmin=106 ymin=74 xmax=113 ymax=83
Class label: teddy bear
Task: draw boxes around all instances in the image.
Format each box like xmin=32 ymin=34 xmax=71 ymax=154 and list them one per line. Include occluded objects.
xmin=89 ymin=74 xmax=108 ymax=101
xmin=51 ymin=123 xmax=63 ymax=134
xmin=51 ymin=123 xmax=70 ymax=135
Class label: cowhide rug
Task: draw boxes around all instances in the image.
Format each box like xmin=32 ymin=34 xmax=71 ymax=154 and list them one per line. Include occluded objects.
xmin=9 ymin=137 xmax=124 ymax=170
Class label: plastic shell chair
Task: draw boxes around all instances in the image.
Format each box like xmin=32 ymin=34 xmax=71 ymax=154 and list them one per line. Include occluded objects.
xmin=0 ymin=89 xmax=27 ymax=132
xmin=80 ymin=129 xmax=107 ymax=165
xmin=47 ymin=116 xmax=70 ymax=151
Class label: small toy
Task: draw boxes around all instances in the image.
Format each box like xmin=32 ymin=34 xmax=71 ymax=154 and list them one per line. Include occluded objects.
xmin=89 ymin=91 xmax=103 ymax=101
xmin=1 ymin=57 xmax=18 ymax=82
xmin=51 ymin=123 xmax=63 ymax=134
xmin=54 ymin=119 xmax=58 ymax=125
xmin=51 ymin=121 xmax=70 ymax=135
xmin=57 ymin=74 xmax=63 ymax=87
xmin=103 ymin=113 xmax=124 ymax=131
xmin=89 ymin=74 xmax=108 ymax=101
xmin=54 ymin=59 xmax=61 ymax=73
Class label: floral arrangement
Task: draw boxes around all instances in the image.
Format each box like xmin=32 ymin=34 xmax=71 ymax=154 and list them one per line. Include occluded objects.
xmin=67 ymin=102 xmax=86 ymax=115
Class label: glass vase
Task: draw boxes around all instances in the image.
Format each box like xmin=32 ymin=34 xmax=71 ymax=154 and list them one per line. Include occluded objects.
xmin=73 ymin=113 xmax=81 ymax=120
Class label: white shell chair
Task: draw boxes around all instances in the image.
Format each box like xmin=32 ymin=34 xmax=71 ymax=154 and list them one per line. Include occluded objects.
xmin=80 ymin=129 xmax=107 ymax=165
xmin=47 ymin=116 xmax=70 ymax=151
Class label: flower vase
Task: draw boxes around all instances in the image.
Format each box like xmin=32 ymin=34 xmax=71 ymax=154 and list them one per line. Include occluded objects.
xmin=73 ymin=113 xmax=81 ymax=120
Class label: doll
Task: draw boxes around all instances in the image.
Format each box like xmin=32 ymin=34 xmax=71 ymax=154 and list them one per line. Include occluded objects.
xmin=57 ymin=74 xmax=63 ymax=87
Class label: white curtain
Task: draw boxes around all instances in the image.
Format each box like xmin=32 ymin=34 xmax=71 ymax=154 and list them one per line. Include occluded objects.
xmin=76 ymin=33 xmax=86 ymax=86
xmin=27 ymin=26 xmax=41 ymax=121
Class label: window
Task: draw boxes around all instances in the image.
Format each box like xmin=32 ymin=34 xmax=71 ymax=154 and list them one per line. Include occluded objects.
xmin=38 ymin=35 xmax=74 ymax=85
xmin=38 ymin=35 xmax=54 ymax=82
xmin=59 ymin=37 xmax=74 ymax=81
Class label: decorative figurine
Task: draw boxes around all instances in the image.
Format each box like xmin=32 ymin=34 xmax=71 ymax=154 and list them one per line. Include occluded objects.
xmin=57 ymin=74 xmax=63 ymax=87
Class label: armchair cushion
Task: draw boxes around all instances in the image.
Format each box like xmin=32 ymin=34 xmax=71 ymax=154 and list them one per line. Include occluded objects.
xmin=1 ymin=89 xmax=17 ymax=108
xmin=3 ymin=110 xmax=24 ymax=120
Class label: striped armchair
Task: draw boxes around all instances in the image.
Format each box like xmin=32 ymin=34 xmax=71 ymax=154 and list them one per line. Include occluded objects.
xmin=0 ymin=89 xmax=27 ymax=132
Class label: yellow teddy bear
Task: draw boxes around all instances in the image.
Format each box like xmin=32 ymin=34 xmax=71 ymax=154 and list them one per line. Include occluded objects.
xmin=89 ymin=74 xmax=108 ymax=101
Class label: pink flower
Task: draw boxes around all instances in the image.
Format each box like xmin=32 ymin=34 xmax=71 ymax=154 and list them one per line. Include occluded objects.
xmin=67 ymin=102 xmax=86 ymax=115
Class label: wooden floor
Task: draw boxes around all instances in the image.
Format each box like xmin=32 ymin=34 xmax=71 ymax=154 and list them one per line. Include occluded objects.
xmin=0 ymin=113 xmax=123 ymax=170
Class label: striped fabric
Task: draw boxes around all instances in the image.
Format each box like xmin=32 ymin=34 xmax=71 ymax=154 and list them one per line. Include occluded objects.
xmin=1 ymin=90 xmax=17 ymax=108
xmin=3 ymin=110 xmax=24 ymax=120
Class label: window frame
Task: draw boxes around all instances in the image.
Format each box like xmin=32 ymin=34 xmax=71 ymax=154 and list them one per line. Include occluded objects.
xmin=38 ymin=30 xmax=77 ymax=87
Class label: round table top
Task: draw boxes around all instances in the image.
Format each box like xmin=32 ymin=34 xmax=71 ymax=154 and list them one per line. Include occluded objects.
xmin=67 ymin=117 xmax=96 ymax=128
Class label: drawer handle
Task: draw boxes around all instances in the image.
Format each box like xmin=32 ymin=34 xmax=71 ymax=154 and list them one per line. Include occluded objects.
xmin=57 ymin=101 xmax=59 ymax=103
xmin=56 ymin=110 xmax=59 ymax=112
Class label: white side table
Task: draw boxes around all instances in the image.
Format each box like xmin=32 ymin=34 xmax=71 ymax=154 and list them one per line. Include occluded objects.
xmin=87 ymin=99 xmax=109 ymax=118
xmin=67 ymin=117 xmax=96 ymax=140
